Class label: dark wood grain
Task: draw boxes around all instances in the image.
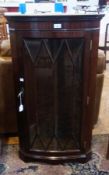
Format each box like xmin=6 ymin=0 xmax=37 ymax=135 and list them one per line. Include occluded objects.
xmin=6 ymin=14 xmax=104 ymax=163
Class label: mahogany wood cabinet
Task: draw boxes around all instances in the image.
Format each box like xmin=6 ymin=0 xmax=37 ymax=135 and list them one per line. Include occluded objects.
xmin=6 ymin=14 xmax=103 ymax=163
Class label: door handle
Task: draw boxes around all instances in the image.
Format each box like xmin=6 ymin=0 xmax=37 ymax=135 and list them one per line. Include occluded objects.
xmin=18 ymin=88 xmax=24 ymax=112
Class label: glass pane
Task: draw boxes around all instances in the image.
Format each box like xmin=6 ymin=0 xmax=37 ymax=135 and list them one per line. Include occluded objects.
xmin=24 ymin=38 xmax=84 ymax=151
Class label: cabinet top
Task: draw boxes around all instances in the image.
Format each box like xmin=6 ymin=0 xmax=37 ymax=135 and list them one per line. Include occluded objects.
xmin=5 ymin=12 xmax=104 ymax=22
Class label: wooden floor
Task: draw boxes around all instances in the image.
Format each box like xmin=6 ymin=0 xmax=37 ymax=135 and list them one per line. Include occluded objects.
xmin=3 ymin=136 xmax=19 ymax=145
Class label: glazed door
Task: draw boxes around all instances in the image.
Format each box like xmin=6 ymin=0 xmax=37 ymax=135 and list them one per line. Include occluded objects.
xmin=16 ymin=33 xmax=91 ymax=154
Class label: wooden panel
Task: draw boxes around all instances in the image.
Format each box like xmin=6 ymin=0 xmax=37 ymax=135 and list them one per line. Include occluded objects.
xmin=6 ymin=14 xmax=104 ymax=163
xmin=23 ymin=38 xmax=84 ymax=151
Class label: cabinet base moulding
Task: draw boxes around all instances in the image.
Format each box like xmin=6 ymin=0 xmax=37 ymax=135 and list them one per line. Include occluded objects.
xmin=19 ymin=149 xmax=92 ymax=164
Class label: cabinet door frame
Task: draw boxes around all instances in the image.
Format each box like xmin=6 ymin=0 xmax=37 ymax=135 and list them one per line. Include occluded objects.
xmin=10 ymin=29 xmax=96 ymax=159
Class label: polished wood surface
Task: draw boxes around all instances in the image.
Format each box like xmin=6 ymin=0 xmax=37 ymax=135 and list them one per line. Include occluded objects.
xmin=6 ymin=14 xmax=103 ymax=163
xmin=0 ymin=16 xmax=8 ymax=40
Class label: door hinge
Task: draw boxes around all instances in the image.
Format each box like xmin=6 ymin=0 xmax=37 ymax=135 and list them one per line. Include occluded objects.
xmin=87 ymin=96 xmax=90 ymax=105
xmin=90 ymin=40 xmax=92 ymax=50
